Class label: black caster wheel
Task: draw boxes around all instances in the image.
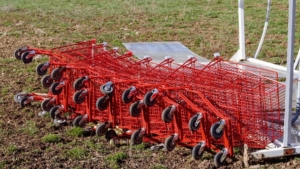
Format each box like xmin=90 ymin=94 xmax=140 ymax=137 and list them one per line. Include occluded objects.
xmin=188 ymin=114 xmax=201 ymax=132
xmin=41 ymin=75 xmax=53 ymax=88
xmin=73 ymin=116 xmax=84 ymax=127
xmin=73 ymin=90 xmax=86 ymax=104
xmin=144 ymin=91 xmax=156 ymax=107
xmin=96 ymin=123 xmax=108 ymax=136
xmin=73 ymin=77 xmax=85 ymax=90
xmin=164 ymin=135 xmax=176 ymax=151
xmin=210 ymin=122 xmax=224 ymax=139
xmin=121 ymin=88 xmax=134 ymax=104
xmin=161 ymin=106 xmax=173 ymax=123
xmin=129 ymin=101 xmax=142 ymax=117
xmin=130 ymin=129 xmax=143 ymax=145
xmin=51 ymin=67 xmax=64 ymax=81
xmin=41 ymin=99 xmax=54 ymax=111
xmin=50 ymin=82 xmax=63 ymax=95
xmin=36 ymin=63 xmax=48 ymax=76
xmin=105 ymin=130 xmax=117 ymax=141
xmin=96 ymin=96 xmax=109 ymax=110
xmin=21 ymin=51 xmax=33 ymax=64
xmin=192 ymin=143 xmax=205 ymax=160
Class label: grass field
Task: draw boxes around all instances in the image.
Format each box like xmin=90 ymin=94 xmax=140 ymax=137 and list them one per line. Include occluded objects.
xmin=1 ymin=1 xmax=300 ymax=168
xmin=0 ymin=0 xmax=299 ymax=62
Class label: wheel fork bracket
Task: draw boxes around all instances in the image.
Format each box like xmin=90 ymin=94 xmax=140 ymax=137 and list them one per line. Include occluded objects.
xmin=216 ymin=119 xmax=226 ymax=133
xmin=127 ymin=86 xmax=137 ymax=99
xmin=150 ymin=88 xmax=159 ymax=102
xmin=55 ymin=81 xmax=66 ymax=90
xmin=198 ymin=141 xmax=206 ymax=154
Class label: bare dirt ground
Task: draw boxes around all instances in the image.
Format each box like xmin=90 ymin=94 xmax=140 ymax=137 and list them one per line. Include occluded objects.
xmin=1 ymin=30 xmax=300 ymax=169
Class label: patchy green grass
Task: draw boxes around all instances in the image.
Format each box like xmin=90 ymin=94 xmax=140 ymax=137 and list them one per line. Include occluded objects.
xmin=7 ymin=145 xmax=17 ymax=154
xmin=105 ymin=152 xmax=128 ymax=169
xmin=21 ymin=120 xmax=39 ymax=136
xmin=0 ymin=162 xmax=5 ymax=169
xmin=41 ymin=134 xmax=61 ymax=143
xmin=152 ymin=164 xmax=167 ymax=169
xmin=132 ymin=142 xmax=148 ymax=151
xmin=66 ymin=127 xmax=84 ymax=137
xmin=66 ymin=147 xmax=87 ymax=160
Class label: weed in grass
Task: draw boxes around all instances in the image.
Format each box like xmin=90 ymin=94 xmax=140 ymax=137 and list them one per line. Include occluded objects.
xmin=41 ymin=134 xmax=61 ymax=143
xmin=1 ymin=58 xmax=15 ymax=64
xmin=25 ymin=66 xmax=36 ymax=73
xmin=8 ymin=145 xmax=17 ymax=154
xmin=233 ymin=147 xmax=242 ymax=155
xmin=66 ymin=147 xmax=87 ymax=160
xmin=202 ymin=152 xmax=213 ymax=160
xmin=42 ymin=111 xmax=51 ymax=119
xmin=152 ymin=164 xmax=167 ymax=169
xmin=1 ymin=88 xmax=8 ymax=95
xmin=84 ymin=139 xmax=96 ymax=149
xmin=22 ymin=86 xmax=33 ymax=93
xmin=158 ymin=154 xmax=166 ymax=163
xmin=66 ymin=127 xmax=83 ymax=137
xmin=46 ymin=121 xmax=55 ymax=128
xmin=294 ymin=157 xmax=300 ymax=161
xmin=0 ymin=162 xmax=5 ymax=169
xmin=28 ymin=112 xmax=35 ymax=118
xmin=57 ymin=142 xmax=64 ymax=147
xmin=133 ymin=142 xmax=147 ymax=151
xmin=45 ymin=147 xmax=51 ymax=152
xmin=22 ymin=121 xmax=38 ymax=136
xmin=26 ymin=77 xmax=34 ymax=83
xmin=105 ymin=152 xmax=127 ymax=169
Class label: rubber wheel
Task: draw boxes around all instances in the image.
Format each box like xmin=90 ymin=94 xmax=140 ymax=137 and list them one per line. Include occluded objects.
xmin=41 ymin=75 xmax=53 ymax=88
xmin=72 ymin=116 xmax=83 ymax=127
xmin=105 ymin=130 xmax=117 ymax=141
xmin=161 ymin=106 xmax=173 ymax=123
xmin=192 ymin=143 xmax=204 ymax=160
xmin=188 ymin=114 xmax=201 ymax=132
xmin=96 ymin=123 xmax=108 ymax=136
xmin=82 ymin=128 xmax=95 ymax=137
xmin=210 ymin=122 xmax=224 ymax=139
xmin=49 ymin=106 xmax=59 ymax=119
xmin=131 ymin=129 xmax=143 ymax=145
xmin=21 ymin=51 xmax=33 ymax=64
xmin=14 ymin=92 xmax=27 ymax=103
xmin=122 ymin=88 xmax=133 ymax=104
xmin=164 ymin=135 xmax=176 ymax=151
xmin=100 ymin=84 xmax=114 ymax=95
xmin=129 ymin=101 xmax=141 ymax=117
xmin=50 ymin=82 xmax=63 ymax=95
xmin=144 ymin=92 xmax=156 ymax=107
xmin=51 ymin=68 xmax=63 ymax=81
xmin=73 ymin=77 xmax=85 ymax=90
xmin=214 ymin=151 xmax=225 ymax=167
xmin=41 ymin=99 xmax=53 ymax=111
xmin=36 ymin=63 xmax=48 ymax=76
xmin=96 ymin=97 xmax=109 ymax=110
xmin=73 ymin=90 xmax=85 ymax=104
xmin=20 ymin=97 xmax=30 ymax=108
xmin=14 ymin=48 xmax=22 ymax=60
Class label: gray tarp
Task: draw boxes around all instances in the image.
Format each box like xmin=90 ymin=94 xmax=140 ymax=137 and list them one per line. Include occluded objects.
xmin=123 ymin=42 xmax=209 ymax=63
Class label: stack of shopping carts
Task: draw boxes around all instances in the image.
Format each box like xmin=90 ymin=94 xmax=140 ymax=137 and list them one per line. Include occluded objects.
xmin=13 ymin=39 xmax=285 ymax=167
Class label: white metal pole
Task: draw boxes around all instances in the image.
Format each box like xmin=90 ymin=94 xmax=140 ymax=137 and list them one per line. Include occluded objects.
xmin=293 ymin=48 xmax=300 ymax=70
xmin=238 ymin=0 xmax=246 ymax=60
xmin=283 ymin=0 xmax=296 ymax=147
